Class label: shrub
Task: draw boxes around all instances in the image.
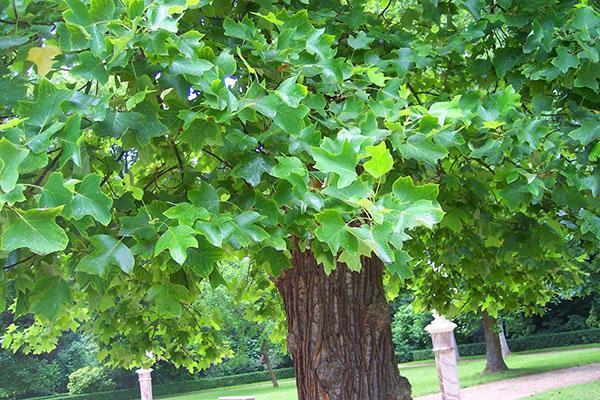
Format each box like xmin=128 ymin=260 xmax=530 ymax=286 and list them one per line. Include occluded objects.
xmin=29 ymin=367 xmax=296 ymax=400
xmin=391 ymin=305 xmax=433 ymax=356
xmin=395 ymin=328 xmax=600 ymax=362
xmin=0 ymin=351 xmax=62 ymax=399
xmin=67 ymin=367 xmax=116 ymax=395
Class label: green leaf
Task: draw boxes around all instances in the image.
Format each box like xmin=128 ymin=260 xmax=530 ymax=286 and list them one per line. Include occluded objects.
xmin=398 ymin=133 xmax=448 ymax=165
xmin=154 ymin=225 xmax=198 ymax=265
xmin=579 ymin=209 xmax=600 ymax=240
xmin=0 ymin=117 xmax=28 ymax=130
xmin=312 ymin=140 xmax=358 ymax=188
xmin=392 ymin=176 xmax=439 ymax=203
xmin=572 ymin=7 xmax=599 ymax=42
xmin=63 ymin=0 xmax=93 ymax=27
xmin=252 ymin=11 xmax=284 ymax=25
xmin=273 ymin=103 xmax=310 ymax=135
xmin=232 ymin=154 xmax=270 ymax=187
xmin=315 ymin=209 xmax=348 ymax=255
xmin=0 ymin=138 xmax=29 ymax=193
xmin=0 ymin=35 xmax=29 ymax=50
xmin=170 ymin=58 xmax=214 ymax=77
xmin=387 ymin=250 xmax=413 ymax=279
xmin=220 ymin=211 xmax=270 ymax=246
xmin=1 ymin=207 xmax=68 ymax=255
xmin=90 ymin=0 xmax=115 ymax=21
xmin=0 ymin=185 xmax=25 ymax=210
xmin=25 ymin=121 xmax=64 ymax=154
xmin=72 ymin=51 xmax=109 ymax=84
xmin=59 ymin=114 xmax=83 ymax=167
xmin=184 ymin=237 xmax=224 ymax=278
xmin=551 ymin=47 xmax=579 ymax=73
xmin=224 ymin=17 xmax=255 ymax=41
xmin=386 ymin=176 xmax=444 ymax=232
xmin=275 ymin=76 xmax=308 ymax=108
xmin=30 ymin=276 xmax=71 ymax=320
xmin=363 ymin=142 xmax=393 ymax=178
xmin=574 ymin=62 xmax=600 ymax=90
xmin=163 ymin=202 xmax=210 ymax=226
xmin=69 ymin=174 xmax=113 ymax=225
xmin=16 ymin=80 xmax=71 ymax=128
xmin=270 ymin=156 xmax=306 ymax=179
xmin=348 ymin=31 xmax=374 ymax=50
xmin=569 ymin=120 xmax=600 ymax=145
xmin=146 ymin=284 xmax=189 ymax=317
xmin=77 ymin=235 xmax=134 ymax=276
xmin=339 ymin=249 xmax=362 ymax=272
xmin=39 ymin=172 xmax=73 ymax=209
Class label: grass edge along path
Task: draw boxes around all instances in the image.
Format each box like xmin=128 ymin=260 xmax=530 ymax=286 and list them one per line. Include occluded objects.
xmin=525 ymin=379 xmax=600 ymax=400
xmin=162 ymin=346 xmax=600 ymax=400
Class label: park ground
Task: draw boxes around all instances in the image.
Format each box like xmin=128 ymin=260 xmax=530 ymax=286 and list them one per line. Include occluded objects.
xmin=161 ymin=345 xmax=600 ymax=400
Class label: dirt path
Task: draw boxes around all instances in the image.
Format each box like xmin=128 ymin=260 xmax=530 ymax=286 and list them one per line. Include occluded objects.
xmin=415 ymin=362 xmax=600 ymax=400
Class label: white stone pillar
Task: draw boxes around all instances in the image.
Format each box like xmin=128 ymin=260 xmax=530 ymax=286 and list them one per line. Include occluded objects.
xmin=425 ymin=312 xmax=461 ymax=400
xmin=136 ymin=368 xmax=153 ymax=400
xmin=498 ymin=321 xmax=511 ymax=357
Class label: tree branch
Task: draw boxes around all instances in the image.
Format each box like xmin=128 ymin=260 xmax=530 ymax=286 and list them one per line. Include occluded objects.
xmin=3 ymin=255 xmax=35 ymax=271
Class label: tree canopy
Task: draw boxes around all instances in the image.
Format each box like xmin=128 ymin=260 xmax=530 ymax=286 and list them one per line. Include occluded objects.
xmin=0 ymin=0 xmax=598 ymax=375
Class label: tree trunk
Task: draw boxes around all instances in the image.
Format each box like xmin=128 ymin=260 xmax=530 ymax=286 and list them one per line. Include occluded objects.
xmin=498 ymin=320 xmax=511 ymax=357
xmin=274 ymin=241 xmax=412 ymax=400
xmin=260 ymin=340 xmax=279 ymax=388
xmin=481 ymin=311 xmax=508 ymax=373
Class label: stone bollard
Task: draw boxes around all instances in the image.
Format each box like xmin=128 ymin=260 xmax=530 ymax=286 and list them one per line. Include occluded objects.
xmin=136 ymin=368 xmax=153 ymax=400
xmin=425 ymin=312 xmax=461 ymax=400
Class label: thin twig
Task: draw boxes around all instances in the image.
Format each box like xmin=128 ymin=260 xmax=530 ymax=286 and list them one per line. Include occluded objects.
xmin=3 ymin=255 xmax=35 ymax=271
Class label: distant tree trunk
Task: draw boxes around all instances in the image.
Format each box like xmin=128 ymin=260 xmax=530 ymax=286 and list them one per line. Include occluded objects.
xmin=482 ymin=311 xmax=508 ymax=373
xmin=275 ymin=240 xmax=412 ymax=400
xmin=498 ymin=320 xmax=511 ymax=357
xmin=260 ymin=340 xmax=279 ymax=388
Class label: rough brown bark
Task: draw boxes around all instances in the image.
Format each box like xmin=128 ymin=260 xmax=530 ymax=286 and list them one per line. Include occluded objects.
xmin=260 ymin=340 xmax=279 ymax=388
xmin=274 ymin=241 xmax=412 ymax=400
xmin=482 ymin=311 xmax=509 ymax=373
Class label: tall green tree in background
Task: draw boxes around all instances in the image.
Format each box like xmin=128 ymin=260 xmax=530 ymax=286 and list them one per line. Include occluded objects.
xmin=0 ymin=1 xmax=597 ymax=399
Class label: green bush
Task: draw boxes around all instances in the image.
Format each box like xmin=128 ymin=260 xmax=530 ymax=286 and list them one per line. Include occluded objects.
xmin=30 ymin=367 xmax=296 ymax=400
xmin=67 ymin=367 xmax=116 ymax=395
xmin=391 ymin=305 xmax=433 ymax=357
xmin=0 ymin=351 xmax=62 ymax=399
xmin=395 ymin=328 xmax=600 ymax=362
xmin=508 ymin=328 xmax=600 ymax=352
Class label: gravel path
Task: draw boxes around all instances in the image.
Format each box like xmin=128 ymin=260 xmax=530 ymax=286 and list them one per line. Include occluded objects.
xmin=415 ymin=362 xmax=600 ymax=400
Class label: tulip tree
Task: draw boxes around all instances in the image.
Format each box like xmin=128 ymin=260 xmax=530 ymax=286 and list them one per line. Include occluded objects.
xmin=0 ymin=1 xmax=598 ymax=399
xmin=386 ymin=0 xmax=599 ymax=374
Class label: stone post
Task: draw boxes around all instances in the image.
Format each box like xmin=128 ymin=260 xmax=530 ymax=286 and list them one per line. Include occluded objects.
xmin=425 ymin=312 xmax=461 ymax=400
xmin=136 ymin=368 xmax=153 ymax=400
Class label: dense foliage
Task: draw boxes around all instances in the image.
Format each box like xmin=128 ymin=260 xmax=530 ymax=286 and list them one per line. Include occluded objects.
xmin=0 ymin=0 xmax=598 ymax=378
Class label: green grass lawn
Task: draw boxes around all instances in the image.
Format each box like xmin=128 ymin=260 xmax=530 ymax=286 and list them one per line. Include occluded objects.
xmin=161 ymin=346 xmax=600 ymax=400
xmin=526 ymin=380 xmax=600 ymax=399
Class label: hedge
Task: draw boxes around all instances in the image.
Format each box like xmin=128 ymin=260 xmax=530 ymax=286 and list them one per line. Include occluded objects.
xmin=26 ymin=329 xmax=600 ymax=399
xmin=24 ymin=367 xmax=296 ymax=400
xmin=396 ymin=328 xmax=600 ymax=362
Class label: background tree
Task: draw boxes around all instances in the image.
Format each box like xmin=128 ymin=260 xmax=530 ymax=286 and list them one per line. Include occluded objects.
xmin=376 ymin=0 xmax=600 ymax=373
xmin=0 ymin=1 xmax=597 ymax=400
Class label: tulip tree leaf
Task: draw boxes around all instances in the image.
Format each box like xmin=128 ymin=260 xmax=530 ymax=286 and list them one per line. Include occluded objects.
xmin=30 ymin=276 xmax=71 ymax=320
xmin=363 ymin=142 xmax=394 ymax=178
xmin=154 ymin=225 xmax=198 ymax=265
xmin=1 ymin=207 xmax=68 ymax=255
xmin=69 ymin=174 xmax=113 ymax=225
xmin=77 ymin=234 xmax=135 ymax=276
xmin=312 ymin=140 xmax=358 ymax=188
